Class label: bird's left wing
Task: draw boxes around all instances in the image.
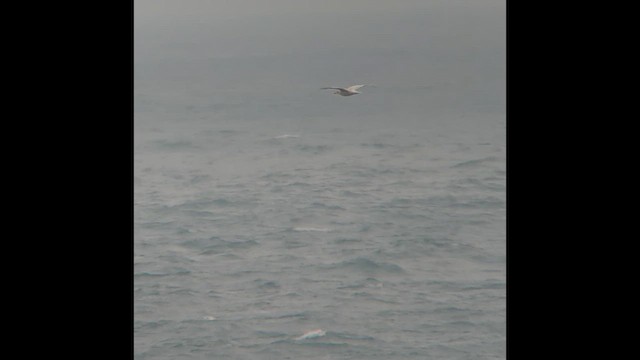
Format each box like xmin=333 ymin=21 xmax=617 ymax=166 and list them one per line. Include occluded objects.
xmin=345 ymin=85 xmax=365 ymax=92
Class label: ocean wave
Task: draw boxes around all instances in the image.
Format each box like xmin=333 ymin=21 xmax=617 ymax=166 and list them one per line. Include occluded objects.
xmin=294 ymin=144 xmax=332 ymax=154
xmin=217 ymin=129 xmax=241 ymax=135
xmin=352 ymin=291 xmax=398 ymax=304
xmin=450 ymin=196 xmax=505 ymax=209
xmin=137 ymin=220 xmax=179 ymax=230
xmin=268 ymin=338 xmax=349 ymax=347
xmin=310 ymin=202 xmax=345 ymax=211
xmin=332 ymin=332 xmax=376 ymax=341
xmin=334 ymin=237 xmax=362 ymax=244
xmin=152 ymin=198 xmax=237 ymax=217
xmin=134 ymin=268 xmax=191 ymax=278
xmin=253 ymin=330 xmax=288 ymax=338
xmin=254 ymin=278 xmax=281 ymax=290
xmin=447 ymin=177 xmax=505 ymax=193
xmin=181 ymin=236 xmax=259 ymax=253
xmin=339 ymin=190 xmax=367 ymax=197
xmin=184 ymin=197 xmax=233 ymax=208
xmin=274 ymin=134 xmax=300 ymax=139
xmin=295 ymin=329 xmax=326 ymax=340
xmin=241 ymin=310 xmax=310 ymax=321
xmin=199 ymin=240 xmax=259 ymax=254
xmin=451 ymin=156 xmax=500 ymax=168
xmin=360 ymin=142 xmax=389 ymax=149
xmin=338 ymin=277 xmax=384 ymax=290
xmin=134 ymin=319 xmax=173 ymax=330
xmin=151 ymin=139 xmax=198 ymax=150
xmin=331 ymin=257 xmax=405 ymax=274
xmin=291 ymin=226 xmax=332 ymax=232
xmin=189 ymin=174 xmax=211 ymax=184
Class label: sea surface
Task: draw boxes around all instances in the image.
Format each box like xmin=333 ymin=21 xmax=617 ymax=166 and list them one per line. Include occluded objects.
xmin=134 ymin=102 xmax=506 ymax=359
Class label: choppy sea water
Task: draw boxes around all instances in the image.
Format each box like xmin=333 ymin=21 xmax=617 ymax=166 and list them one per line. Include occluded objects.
xmin=134 ymin=111 xmax=506 ymax=360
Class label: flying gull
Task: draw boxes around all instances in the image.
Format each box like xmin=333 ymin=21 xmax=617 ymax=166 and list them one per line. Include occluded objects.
xmin=321 ymin=84 xmax=366 ymax=96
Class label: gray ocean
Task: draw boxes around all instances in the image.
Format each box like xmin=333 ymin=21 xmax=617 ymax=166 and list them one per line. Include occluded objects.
xmin=135 ymin=2 xmax=505 ymax=359
xmin=134 ymin=99 xmax=505 ymax=360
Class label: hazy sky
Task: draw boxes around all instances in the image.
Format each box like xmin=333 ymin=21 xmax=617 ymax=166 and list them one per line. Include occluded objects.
xmin=134 ymin=0 xmax=505 ymax=119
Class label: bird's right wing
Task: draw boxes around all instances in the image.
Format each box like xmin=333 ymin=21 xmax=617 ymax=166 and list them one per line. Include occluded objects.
xmin=321 ymin=87 xmax=345 ymax=90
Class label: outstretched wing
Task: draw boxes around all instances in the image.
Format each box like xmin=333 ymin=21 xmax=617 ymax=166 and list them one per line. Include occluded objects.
xmin=345 ymin=85 xmax=365 ymax=92
xmin=321 ymin=87 xmax=346 ymax=91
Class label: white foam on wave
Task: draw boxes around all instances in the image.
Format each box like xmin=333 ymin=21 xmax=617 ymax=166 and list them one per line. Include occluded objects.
xmin=293 ymin=227 xmax=331 ymax=232
xmin=275 ymin=134 xmax=300 ymax=139
xmin=295 ymin=329 xmax=326 ymax=341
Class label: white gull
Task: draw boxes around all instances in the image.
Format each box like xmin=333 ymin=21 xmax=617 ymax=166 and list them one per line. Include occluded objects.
xmin=321 ymin=84 xmax=366 ymax=96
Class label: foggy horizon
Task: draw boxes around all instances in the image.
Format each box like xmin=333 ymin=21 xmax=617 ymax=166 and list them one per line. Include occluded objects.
xmin=135 ymin=0 xmax=505 ymax=121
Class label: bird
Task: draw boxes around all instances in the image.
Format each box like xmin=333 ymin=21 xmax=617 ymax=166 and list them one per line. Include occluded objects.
xmin=321 ymin=84 xmax=366 ymax=96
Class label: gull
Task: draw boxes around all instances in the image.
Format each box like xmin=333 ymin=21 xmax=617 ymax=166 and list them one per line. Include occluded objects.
xmin=321 ymin=84 xmax=366 ymax=96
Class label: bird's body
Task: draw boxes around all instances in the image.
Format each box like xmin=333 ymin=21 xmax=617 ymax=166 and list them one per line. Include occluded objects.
xmin=321 ymin=85 xmax=366 ymax=96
